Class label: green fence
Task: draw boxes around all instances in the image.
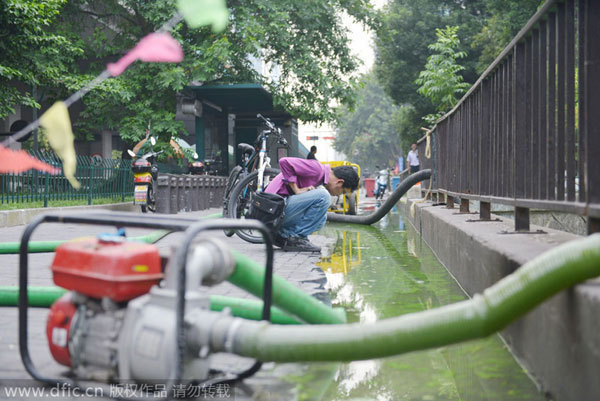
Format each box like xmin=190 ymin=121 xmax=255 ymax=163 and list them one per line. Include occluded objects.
xmin=0 ymin=150 xmax=134 ymax=208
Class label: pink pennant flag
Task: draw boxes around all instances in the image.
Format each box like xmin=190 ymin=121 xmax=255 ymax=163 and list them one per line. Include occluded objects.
xmin=107 ymin=32 xmax=184 ymax=77
xmin=0 ymin=145 xmax=61 ymax=174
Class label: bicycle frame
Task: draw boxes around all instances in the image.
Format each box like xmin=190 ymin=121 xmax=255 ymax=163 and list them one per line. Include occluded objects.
xmin=225 ymin=114 xmax=284 ymax=206
xmin=256 ymin=131 xmax=271 ymax=192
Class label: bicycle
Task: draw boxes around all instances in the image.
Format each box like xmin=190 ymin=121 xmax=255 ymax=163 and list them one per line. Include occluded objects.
xmin=226 ymin=114 xmax=287 ymax=243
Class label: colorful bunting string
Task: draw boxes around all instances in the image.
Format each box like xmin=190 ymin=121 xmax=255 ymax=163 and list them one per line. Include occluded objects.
xmin=0 ymin=0 xmax=229 ymax=180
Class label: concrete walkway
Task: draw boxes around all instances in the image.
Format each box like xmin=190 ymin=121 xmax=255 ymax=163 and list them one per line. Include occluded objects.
xmin=0 ymin=207 xmax=334 ymax=399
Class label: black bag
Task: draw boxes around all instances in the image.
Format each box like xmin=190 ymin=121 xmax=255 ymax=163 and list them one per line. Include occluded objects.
xmin=247 ymin=191 xmax=286 ymax=231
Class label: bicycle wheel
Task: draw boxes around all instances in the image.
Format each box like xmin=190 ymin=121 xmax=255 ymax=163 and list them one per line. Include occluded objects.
xmin=228 ymin=168 xmax=280 ymax=243
xmin=222 ymin=166 xmax=243 ymax=234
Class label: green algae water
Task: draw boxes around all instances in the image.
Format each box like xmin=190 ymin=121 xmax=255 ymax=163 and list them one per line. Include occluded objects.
xmin=284 ymin=211 xmax=545 ymax=401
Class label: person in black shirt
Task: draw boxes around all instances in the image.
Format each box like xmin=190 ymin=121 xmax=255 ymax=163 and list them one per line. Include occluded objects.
xmin=306 ymin=145 xmax=317 ymax=160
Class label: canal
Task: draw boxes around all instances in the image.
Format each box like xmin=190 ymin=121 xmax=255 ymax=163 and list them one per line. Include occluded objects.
xmin=282 ymin=210 xmax=545 ymax=401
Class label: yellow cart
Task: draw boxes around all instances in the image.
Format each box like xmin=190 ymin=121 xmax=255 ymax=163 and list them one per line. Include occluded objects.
xmin=322 ymin=161 xmax=360 ymax=215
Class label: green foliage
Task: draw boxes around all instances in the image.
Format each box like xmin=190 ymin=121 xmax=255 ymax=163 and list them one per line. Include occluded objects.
xmin=2 ymin=0 xmax=377 ymax=144
xmin=415 ymin=26 xmax=471 ymax=125
xmin=472 ymin=0 xmax=542 ymax=73
xmin=373 ymin=0 xmax=541 ymax=133
xmin=374 ymin=0 xmax=485 ymax=117
xmin=334 ymin=73 xmax=413 ymax=171
xmin=0 ymin=0 xmax=83 ymax=118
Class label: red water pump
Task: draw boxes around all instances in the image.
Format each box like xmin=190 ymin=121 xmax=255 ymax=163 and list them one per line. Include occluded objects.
xmin=18 ymin=212 xmax=269 ymax=387
xmin=41 ymin=226 xmax=236 ymax=383
xmin=46 ymin=236 xmax=162 ymax=378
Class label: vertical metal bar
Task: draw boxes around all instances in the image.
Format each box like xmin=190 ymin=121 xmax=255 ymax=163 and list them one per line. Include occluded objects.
xmin=524 ymin=37 xmax=533 ymax=199
xmin=457 ymin=104 xmax=466 ymax=192
xmin=507 ymin=54 xmax=514 ymax=198
xmin=532 ymin=28 xmax=540 ymax=199
xmin=88 ymin=165 xmax=93 ymax=205
xmin=490 ymin=75 xmax=495 ymax=196
xmin=449 ymin=118 xmax=454 ymax=192
xmin=471 ymin=96 xmax=476 ymax=195
xmin=467 ymin=98 xmax=472 ymax=195
xmin=498 ymin=64 xmax=505 ymax=198
xmin=480 ymin=201 xmax=491 ymax=220
xmin=566 ymin=0 xmax=576 ymax=201
xmin=463 ymin=100 xmax=468 ymax=195
xmin=578 ymin=0 xmax=586 ymax=202
xmin=547 ymin=12 xmax=557 ymax=200
xmin=539 ymin=20 xmax=548 ymax=199
xmin=455 ymin=112 xmax=459 ymax=193
xmin=515 ymin=207 xmax=531 ymax=232
xmin=468 ymin=97 xmax=473 ymax=195
xmin=481 ymin=79 xmax=489 ymax=196
xmin=556 ymin=2 xmax=566 ymax=200
xmin=503 ymin=61 xmax=509 ymax=198
xmin=496 ymin=70 xmax=501 ymax=197
xmin=515 ymin=42 xmax=527 ymax=201
xmin=463 ymin=105 xmax=468 ymax=195
xmin=43 ymin=173 xmax=48 ymax=208
xmin=473 ymin=86 xmax=481 ymax=194
xmin=121 ymin=165 xmax=126 ymax=202
xmin=492 ymin=71 xmax=498 ymax=196
xmin=475 ymin=89 xmax=480 ymax=195
xmin=585 ymin=0 xmax=600 ymax=233
xmin=479 ymin=82 xmax=484 ymax=195
xmin=438 ymin=124 xmax=443 ymax=189
xmin=460 ymin=198 xmax=470 ymax=213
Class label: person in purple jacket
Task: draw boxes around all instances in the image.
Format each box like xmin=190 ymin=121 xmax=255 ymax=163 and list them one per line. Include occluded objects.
xmin=265 ymin=157 xmax=359 ymax=252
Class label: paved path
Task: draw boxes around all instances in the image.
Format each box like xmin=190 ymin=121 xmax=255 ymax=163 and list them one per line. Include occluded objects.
xmin=0 ymin=207 xmax=335 ymax=399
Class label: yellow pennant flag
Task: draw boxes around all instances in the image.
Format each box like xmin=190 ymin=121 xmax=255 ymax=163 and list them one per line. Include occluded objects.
xmin=39 ymin=101 xmax=80 ymax=189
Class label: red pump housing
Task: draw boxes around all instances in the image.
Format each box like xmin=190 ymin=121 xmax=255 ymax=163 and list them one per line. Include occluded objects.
xmin=46 ymin=292 xmax=77 ymax=366
xmin=50 ymin=237 xmax=162 ymax=302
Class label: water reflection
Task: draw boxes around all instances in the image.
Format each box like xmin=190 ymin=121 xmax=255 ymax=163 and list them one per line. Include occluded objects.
xmin=397 ymin=213 xmax=405 ymax=231
xmin=284 ymin=212 xmax=545 ymax=401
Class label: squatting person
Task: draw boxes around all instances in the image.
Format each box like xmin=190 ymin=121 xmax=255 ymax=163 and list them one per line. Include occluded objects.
xmin=265 ymin=157 xmax=359 ymax=252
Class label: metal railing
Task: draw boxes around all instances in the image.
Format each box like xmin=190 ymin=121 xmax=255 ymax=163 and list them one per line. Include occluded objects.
xmin=0 ymin=150 xmax=133 ymax=207
xmin=420 ymin=0 xmax=599 ymax=234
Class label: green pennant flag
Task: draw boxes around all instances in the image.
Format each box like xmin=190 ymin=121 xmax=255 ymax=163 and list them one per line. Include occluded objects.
xmin=177 ymin=0 xmax=229 ymax=31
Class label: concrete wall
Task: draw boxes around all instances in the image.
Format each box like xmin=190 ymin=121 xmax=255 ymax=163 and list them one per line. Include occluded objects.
xmin=404 ymin=200 xmax=600 ymax=401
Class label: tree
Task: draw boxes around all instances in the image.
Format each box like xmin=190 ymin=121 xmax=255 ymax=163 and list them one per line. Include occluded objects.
xmin=3 ymin=0 xmax=377 ymax=147
xmin=0 ymin=0 xmax=82 ymax=119
xmin=374 ymin=0 xmax=486 ymax=117
xmin=333 ymin=72 xmax=412 ymax=171
xmin=415 ymin=26 xmax=471 ymax=125
xmin=472 ymin=0 xmax=542 ymax=73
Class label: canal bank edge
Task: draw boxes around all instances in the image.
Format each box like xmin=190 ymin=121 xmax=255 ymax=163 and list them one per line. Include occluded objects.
xmin=404 ymin=199 xmax=600 ymax=401
xmin=0 ymin=203 xmax=139 ymax=228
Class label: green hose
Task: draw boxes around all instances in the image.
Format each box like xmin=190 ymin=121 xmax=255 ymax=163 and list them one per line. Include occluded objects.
xmin=0 ymin=286 xmax=303 ymax=325
xmin=209 ymin=295 xmax=301 ymax=325
xmin=0 ymin=211 xmax=223 ymax=255
xmin=229 ymin=250 xmax=346 ymax=325
xmin=217 ymin=234 xmax=600 ymax=362
xmin=0 ymin=230 xmax=170 ymax=254
xmin=0 ymin=286 xmax=67 ymax=307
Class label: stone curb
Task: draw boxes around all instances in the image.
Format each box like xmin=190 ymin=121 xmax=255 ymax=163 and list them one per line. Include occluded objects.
xmin=0 ymin=202 xmax=139 ymax=228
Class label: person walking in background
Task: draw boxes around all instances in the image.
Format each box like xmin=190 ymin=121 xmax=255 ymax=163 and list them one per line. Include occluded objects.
xmin=407 ymin=143 xmax=420 ymax=173
xmin=306 ymin=145 xmax=317 ymax=160
xmin=265 ymin=157 xmax=359 ymax=252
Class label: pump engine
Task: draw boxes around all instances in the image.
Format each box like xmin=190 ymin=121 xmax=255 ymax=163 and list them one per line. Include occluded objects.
xmin=45 ymin=234 xmax=234 ymax=382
